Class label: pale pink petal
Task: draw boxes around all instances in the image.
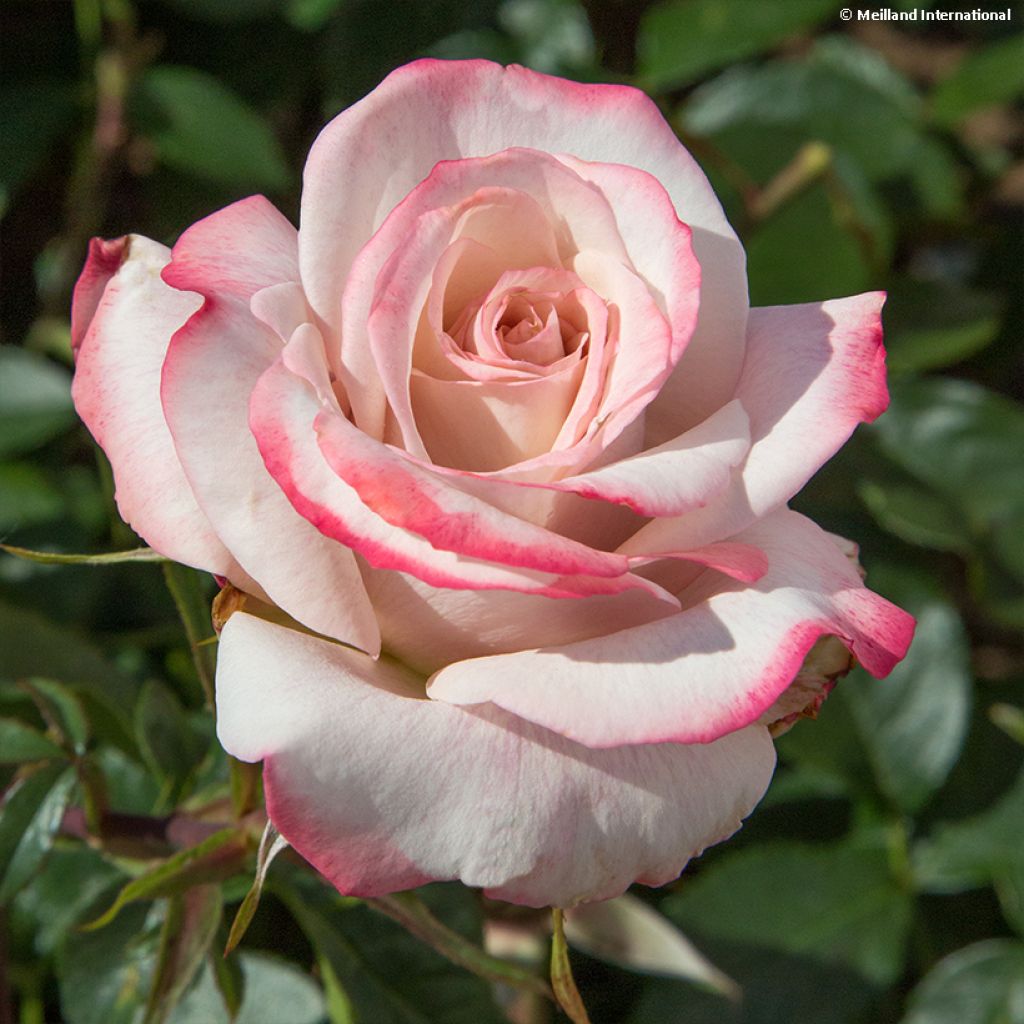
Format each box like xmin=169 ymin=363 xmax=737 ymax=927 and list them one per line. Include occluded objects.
xmin=558 ymin=247 xmax=675 ymax=452
xmin=71 ymin=234 xmax=241 ymax=576
xmin=372 ymin=570 xmax=668 ymax=673
xmin=216 ymin=611 xmax=776 ymax=907
xmin=429 ymin=508 xmax=915 ymax=748
xmin=622 ymin=293 xmax=890 ymax=558
xmin=352 ymin=151 xmax=632 ymax=454
xmin=299 ymin=61 xmax=746 ymax=430
xmin=250 ymin=281 xmax=313 ymax=341
xmin=411 ymin=363 xmax=587 ymax=472
xmin=554 ymin=399 xmax=750 ymax=517
xmin=159 ymin=197 xmax=380 ymax=655
xmin=558 ymin=155 xmax=701 ymax=367
xmin=313 ymin=406 xmax=641 ymax=582
xmin=633 ymin=541 xmax=769 ymax=584
xmin=250 ymin=351 xmax=674 ymax=604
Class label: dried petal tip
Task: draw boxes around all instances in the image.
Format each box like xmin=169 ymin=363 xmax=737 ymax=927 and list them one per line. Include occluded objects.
xmin=763 ymin=634 xmax=854 ymax=737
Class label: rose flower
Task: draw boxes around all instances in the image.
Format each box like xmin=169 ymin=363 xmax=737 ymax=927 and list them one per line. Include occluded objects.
xmin=72 ymin=60 xmax=914 ymax=908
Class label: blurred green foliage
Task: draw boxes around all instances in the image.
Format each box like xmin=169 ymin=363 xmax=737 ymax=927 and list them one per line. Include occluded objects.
xmin=1 ymin=0 xmax=1022 ymax=1021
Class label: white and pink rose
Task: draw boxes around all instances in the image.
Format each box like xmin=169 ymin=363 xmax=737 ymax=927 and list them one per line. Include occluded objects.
xmin=72 ymin=60 xmax=914 ymax=908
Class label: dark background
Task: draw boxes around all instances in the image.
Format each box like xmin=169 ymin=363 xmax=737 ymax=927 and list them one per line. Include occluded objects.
xmin=1 ymin=1 xmax=1022 ymax=1021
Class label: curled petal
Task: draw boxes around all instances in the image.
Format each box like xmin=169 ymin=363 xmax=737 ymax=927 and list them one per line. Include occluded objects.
xmin=71 ymin=235 xmax=242 ymax=578
xmin=160 ymin=196 xmax=380 ymax=655
xmin=623 ymin=293 xmax=891 ymax=557
xmin=429 ymin=509 xmax=915 ymax=748
xmin=251 ymin=348 xmax=674 ymax=604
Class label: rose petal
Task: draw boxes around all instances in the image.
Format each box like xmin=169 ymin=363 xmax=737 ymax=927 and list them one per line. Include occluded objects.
xmin=313 ymin=404 xmax=641 ymax=581
xmin=160 ymin=196 xmax=380 ymax=655
xmin=216 ymin=611 xmax=776 ymax=907
xmin=300 ymin=60 xmax=746 ymax=430
xmin=71 ymin=235 xmax=242 ymax=577
xmin=622 ymin=293 xmax=890 ymax=557
xmin=411 ymin=364 xmax=587 ymax=472
xmin=355 ymin=150 xmax=633 ymax=455
xmin=554 ymin=398 xmax=750 ymax=517
xmin=429 ymin=508 xmax=915 ymax=748
xmin=250 ymin=346 xmax=675 ymax=604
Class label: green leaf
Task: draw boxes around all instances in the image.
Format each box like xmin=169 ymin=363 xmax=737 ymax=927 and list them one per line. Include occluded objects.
xmin=1 ymin=543 xmax=166 ymax=565
xmin=22 ymin=677 xmax=90 ymax=754
xmin=161 ymin=561 xmax=217 ymax=706
xmin=901 ymin=940 xmax=1024 ymax=1024
xmin=211 ymin=944 xmax=246 ymax=1023
xmin=57 ymin=902 xmax=160 ymax=1024
xmin=224 ymin=821 xmax=288 ymax=955
xmin=0 ymin=765 xmax=76 ymax=903
xmin=11 ymin=844 xmax=124 ymax=955
xmin=286 ymin=0 xmax=344 ymax=30
xmin=932 ymin=34 xmax=1024 ymax=125
xmin=990 ymin=703 xmax=1024 ymax=747
xmin=368 ymin=890 xmax=550 ymax=996
xmin=914 ymin=768 xmax=1024 ymax=894
xmin=85 ymin=828 xmax=247 ymax=931
xmin=134 ymin=679 xmax=205 ymax=793
xmin=745 ymin=182 xmax=870 ymax=305
xmin=135 ymin=66 xmax=291 ymax=191
xmin=883 ymin=279 xmax=1002 ymax=374
xmin=0 ymin=346 xmax=75 ymax=458
xmin=169 ymin=952 xmax=326 ymax=1024
xmin=871 ymin=378 xmax=1024 ymax=580
xmin=858 ymin=479 xmax=968 ymax=554
xmin=997 ymin=861 xmax=1024 ymax=938
xmin=0 ymin=599 xmax=137 ymax=730
xmin=841 ymin=575 xmax=972 ymax=813
xmin=0 ymin=717 xmax=64 ymax=763
xmin=0 ymin=463 xmax=64 ymax=532
xmin=662 ymin=841 xmax=913 ymax=986
xmin=637 ymin=0 xmax=835 ymax=90
xmin=145 ymin=885 xmax=224 ymax=1024
xmin=497 ymin=0 xmax=594 ymax=76
xmin=278 ymin=879 xmax=508 ymax=1024
xmin=682 ymin=39 xmax=923 ymax=183
xmin=774 ymin=669 xmax=871 ymax=796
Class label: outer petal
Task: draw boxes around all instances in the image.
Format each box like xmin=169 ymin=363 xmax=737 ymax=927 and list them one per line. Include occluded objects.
xmin=216 ymin=611 xmax=776 ymax=907
xmin=622 ymin=293 xmax=890 ymax=558
xmin=160 ymin=196 xmax=380 ymax=655
xmin=71 ymin=235 xmax=240 ymax=576
xmin=429 ymin=508 xmax=915 ymax=748
xmin=299 ymin=59 xmax=747 ymax=430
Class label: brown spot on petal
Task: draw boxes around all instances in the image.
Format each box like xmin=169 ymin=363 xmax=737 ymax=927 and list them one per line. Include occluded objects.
xmin=764 ymin=634 xmax=855 ymax=738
